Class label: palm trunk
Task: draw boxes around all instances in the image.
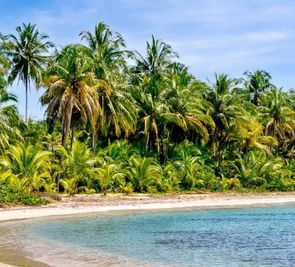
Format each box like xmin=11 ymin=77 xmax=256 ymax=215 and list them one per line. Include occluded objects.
xmin=25 ymin=78 xmax=29 ymax=122
xmin=92 ymin=128 xmax=98 ymax=153
xmin=70 ymin=127 xmax=74 ymax=149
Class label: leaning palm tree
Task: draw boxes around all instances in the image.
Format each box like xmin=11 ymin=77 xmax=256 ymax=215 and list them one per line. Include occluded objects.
xmin=3 ymin=23 xmax=53 ymax=122
xmin=41 ymin=44 xmax=99 ymax=147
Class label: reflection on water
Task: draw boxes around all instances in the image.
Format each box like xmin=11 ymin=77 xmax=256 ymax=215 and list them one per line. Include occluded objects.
xmin=1 ymin=205 xmax=295 ymax=267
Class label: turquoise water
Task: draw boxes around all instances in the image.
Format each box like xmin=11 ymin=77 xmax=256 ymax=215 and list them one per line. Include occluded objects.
xmin=23 ymin=205 xmax=295 ymax=267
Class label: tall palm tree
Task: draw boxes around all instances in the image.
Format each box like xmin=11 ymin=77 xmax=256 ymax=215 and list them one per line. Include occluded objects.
xmin=81 ymin=22 xmax=137 ymax=149
xmin=205 ymin=74 xmax=244 ymax=160
xmin=244 ymin=70 xmax=274 ymax=106
xmin=162 ymin=63 xmax=215 ymax=144
xmin=80 ymin=22 xmax=126 ymax=82
xmin=41 ymin=44 xmax=99 ymax=147
xmin=3 ymin=23 xmax=53 ymax=122
xmin=131 ymin=36 xmax=178 ymax=154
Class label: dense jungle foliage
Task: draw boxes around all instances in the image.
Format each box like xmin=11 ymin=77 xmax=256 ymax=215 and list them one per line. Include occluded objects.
xmin=0 ymin=22 xmax=295 ymax=203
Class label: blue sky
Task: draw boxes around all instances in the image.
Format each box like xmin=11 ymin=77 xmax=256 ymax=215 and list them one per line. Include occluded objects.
xmin=1 ymin=0 xmax=295 ymax=119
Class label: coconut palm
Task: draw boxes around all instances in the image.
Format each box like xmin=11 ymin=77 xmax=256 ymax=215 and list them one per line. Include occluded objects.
xmin=132 ymin=35 xmax=177 ymax=81
xmin=95 ymin=160 xmax=125 ymax=195
xmin=162 ymin=63 xmax=215 ymax=144
xmin=172 ymin=140 xmax=215 ymax=190
xmin=0 ymin=143 xmax=51 ymax=192
xmin=127 ymin=156 xmax=161 ymax=192
xmin=80 ymin=23 xmax=137 ymax=149
xmin=261 ymin=88 xmax=295 ymax=146
xmin=131 ymin=36 xmax=178 ymax=154
xmin=3 ymin=23 xmax=53 ymax=122
xmin=244 ymin=70 xmax=274 ymax=106
xmin=80 ymin=22 xmax=126 ymax=82
xmin=230 ymin=150 xmax=291 ymax=188
xmin=41 ymin=44 xmax=99 ymax=147
xmin=56 ymin=140 xmax=96 ymax=195
xmin=205 ymin=74 xmax=245 ymax=161
xmin=0 ymin=78 xmax=21 ymax=152
xmin=93 ymin=81 xmax=137 ymax=148
xmin=233 ymin=115 xmax=278 ymax=156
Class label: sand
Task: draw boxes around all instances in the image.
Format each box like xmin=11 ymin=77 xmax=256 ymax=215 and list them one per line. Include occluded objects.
xmin=1 ymin=192 xmax=295 ymax=266
xmin=1 ymin=192 xmax=295 ymax=222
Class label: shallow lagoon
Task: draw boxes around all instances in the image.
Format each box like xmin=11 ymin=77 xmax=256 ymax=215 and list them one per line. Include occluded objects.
xmin=1 ymin=205 xmax=295 ymax=266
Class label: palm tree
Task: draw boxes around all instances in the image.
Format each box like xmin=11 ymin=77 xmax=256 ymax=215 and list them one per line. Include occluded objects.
xmin=80 ymin=22 xmax=126 ymax=82
xmin=0 ymin=77 xmax=21 ymax=152
xmin=0 ymin=33 xmax=10 ymax=75
xmin=233 ymin=115 xmax=278 ymax=156
xmin=0 ymin=143 xmax=51 ymax=192
xmin=131 ymin=36 xmax=178 ymax=154
xmin=80 ymin=22 xmax=137 ymax=149
xmin=205 ymin=74 xmax=244 ymax=162
xmin=230 ymin=150 xmax=291 ymax=187
xmin=3 ymin=23 xmax=53 ymax=122
xmin=56 ymin=140 xmax=96 ymax=194
xmin=95 ymin=160 xmax=125 ymax=195
xmin=41 ymin=44 xmax=99 ymax=147
xmin=162 ymin=63 xmax=215 ymax=144
xmin=244 ymin=70 xmax=274 ymax=106
xmin=261 ymin=88 xmax=295 ymax=147
xmin=133 ymin=35 xmax=177 ymax=80
xmin=173 ymin=140 xmax=215 ymax=190
xmin=127 ymin=155 xmax=161 ymax=192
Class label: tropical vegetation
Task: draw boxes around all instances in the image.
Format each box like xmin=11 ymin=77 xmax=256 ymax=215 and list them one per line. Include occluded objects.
xmin=0 ymin=22 xmax=295 ymax=205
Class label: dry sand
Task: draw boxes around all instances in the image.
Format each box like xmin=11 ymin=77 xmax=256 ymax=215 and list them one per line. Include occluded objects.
xmin=1 ymin=192 xmax=295 ymax=222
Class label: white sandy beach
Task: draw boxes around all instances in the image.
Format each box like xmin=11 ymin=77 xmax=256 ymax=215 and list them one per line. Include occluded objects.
xmin=1 ymin=192 xmax=295 ymax=222
xmin=1 ymin=193 xmax=295 ymax=267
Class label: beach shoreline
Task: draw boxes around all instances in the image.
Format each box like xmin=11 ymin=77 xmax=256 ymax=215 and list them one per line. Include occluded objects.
xmin=1 ymin=192 xmax=295 ymax=223
xmin=1 ymin=192 xmax=295 ymax=267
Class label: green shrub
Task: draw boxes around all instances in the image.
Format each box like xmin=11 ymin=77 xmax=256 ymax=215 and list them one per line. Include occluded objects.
xmin=282 ymin=179 xmax=295 ymax=191
xmin=248 ymin=177 xmax=267 ymax=188
xmin=222 ymin=178 xmax=241 ymax=190
xmin=0 ymin=183 xmax=49 ymax=207
xmin=267 ymin=177 xmax=286 ymax=191
xmin=207 ymin=178 xmax=222 ymax=192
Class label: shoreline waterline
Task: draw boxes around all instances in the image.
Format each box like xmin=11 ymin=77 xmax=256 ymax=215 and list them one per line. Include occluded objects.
xmin=1 ymin=192 xmax=295 ymax=223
